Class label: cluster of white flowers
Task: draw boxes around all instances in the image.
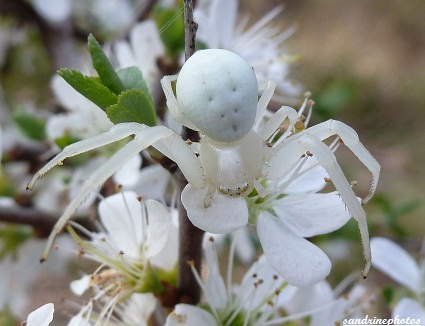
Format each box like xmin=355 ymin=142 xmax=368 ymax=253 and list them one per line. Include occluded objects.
xmin=0 ymin=0 xmax=391 ymax=325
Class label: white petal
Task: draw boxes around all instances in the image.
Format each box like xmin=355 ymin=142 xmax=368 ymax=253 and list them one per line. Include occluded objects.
xmin=144 ymin=199 xmax=171 ymax=258
xmin=392 ymin=297 xmax=425 ymax=319
xmin=165 ymin=304 xmax=217 ymax=326
xmin=122 ymin=293 xmax=157 ymax=325
xmin=238 ymin=255 xmax=285 ymax=310
xmin=0 ymin=239 xmax=46 ymax=315
xmin=279 ymin=281 xmax=334 ymax=314
xmin=233 ymin=227 xmax=256 ymax=263
xmin=150 ymin=221 xmax=178 ymax=270
xmin=281 ymin=157 xmax=328 ymax=194
xmin=45 ymin=114 xmax=77 ymax=143
xmin=130 ymin=164 xmax=171 ymax=202
xmin=130 ymin=21 xmax=164 ymax=86
xmin=50 ymin=76 xmax=112 ymax=135
xmin=113 ymin=40 xmax=137 ymax=68
xmin=257 ymin=213 xmax=331 ymax=287
xmin=98 ymin=192 xmax=144 ymax=258
xmin=371 ymin=237 xmax=421 ymax=293
xmin=274 ymin=193 xmax=351 ymax=237
xmin=68 ymin=312 xmax=92 ymax=326
xmin=310 ymin=284 xmax=368 ymax=326
xmin=51 ymin=75 xmax=91 ymax=112
xmin=26 ymin=303 xmax=54 ymax=326
xmin=93 ymin=0 xmax=133 ymax=33
xmin=31 ymin=0 xmax=71 ymax=24
xmin=70 ymin=275 xmax=91 ymax=296
xmin=33 ymin=170 xmax=69 ymax=214
xmin=211 ymin=0 xmax=237 ymax=47
xmin=203 ymin=237 xmax=228 ymax=310
xmin=181 ymin=184 xmax=248 ymax=234
xmin=113 ymin=154 xmax=142 ymax=187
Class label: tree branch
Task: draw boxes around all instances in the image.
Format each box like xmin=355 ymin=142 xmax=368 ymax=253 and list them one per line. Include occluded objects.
xmin=0 ymin=206 xmax=96 ymax=238
xmin=176 ymin=0 xmax=203 ymax=305
xmin=184 ymin=0 xmax=198 ymax=61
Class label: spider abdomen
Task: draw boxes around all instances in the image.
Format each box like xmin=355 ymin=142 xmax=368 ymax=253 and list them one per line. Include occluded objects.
xmin=176 ymin=49 xmax=258 ymax=143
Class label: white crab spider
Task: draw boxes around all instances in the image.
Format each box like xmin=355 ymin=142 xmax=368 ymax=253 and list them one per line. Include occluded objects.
xmin=162 ymin=49 xmax=379 ymax=277
xmin=28 ymin=49 xmax=380 ymax=277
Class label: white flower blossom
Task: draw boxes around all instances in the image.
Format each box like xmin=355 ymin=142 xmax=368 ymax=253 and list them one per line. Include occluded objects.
xmin=371 ymin=237 xmax=425 ymax=319
xmin=195 ymin=0 xmax=301 ymax=99
xmin=68 ymin=191 xmax=178 ymax=324
xmin=184 ymin=159 xmax=352 ymax=287
xmin=165 ymin=237 xmax=287 ymax=326
xmin=68 ymin=292 xmax=156 ymax=326
xmin=182 ymin=100 xmax=353 ymax=287
xmin=166 ymin=237 xmax=372 ymax=326
xmin=113 ymin=20 xmax=165 ymax=91
xmin=279 ymin=278 xmax=374 ymax=325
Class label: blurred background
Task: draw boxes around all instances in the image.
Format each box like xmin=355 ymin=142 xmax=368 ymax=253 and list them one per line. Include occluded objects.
xmin=1 ymin=0 xmax=424 ymax=323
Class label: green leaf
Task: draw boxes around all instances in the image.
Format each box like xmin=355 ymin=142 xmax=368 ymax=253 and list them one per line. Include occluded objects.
xmin=0 ymin=172 xmax=17 ymax=197
xmin=0 ymin=306 xmax=18 ymax=326
xmin=54 ymin=133 xmax=82 ymax=149
xmin=382 ymin=285 xmax=394 ymax=304
xmin=58 ymin=68 xmax=118 ymax=111
xmin=0 ymin=225 xmax=33 ymax=261
xmin=107 ymin=89 xmax=156 ymax=126
xmin=314 ymin=80 xmax=359 ymax=120
xmin=54 ymin=134 xmax=91 ymax=165
xmin=117 ymin=66 xmax=151 ymax=94
xmin=13 ymin=110 xmax=45 ymax=141
xmin=88 ymin=34 xmax=124 ymax=95
xmin=153 ymin=4 xmax=185 ymax=56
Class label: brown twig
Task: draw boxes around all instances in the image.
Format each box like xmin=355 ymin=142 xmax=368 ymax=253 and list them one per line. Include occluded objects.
xmin=176 ymin=0 xmax=203 ymax=305
xmin=176 ymin=174 xmax=204 ymax=304
xmin=184 ymin=0 xmax=198 ymax=62
xmin=0 ymin=206 xmax=96 ymax=238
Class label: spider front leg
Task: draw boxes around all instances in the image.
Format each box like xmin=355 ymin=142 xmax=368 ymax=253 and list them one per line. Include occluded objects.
xmin=259 ymin=105 xmax=301 ymax=142
xmin=255 ymin=79 xmax=276 ymax=124
xmin=265 ymin=133 xmax=372 ymax=277
xmin=305 ymin=119 xmax=381 ymax=203
xmin=27 ymin=123 xmax=147 ymax=190
xmin=29 ymin=124 xmax=204 ymax=262
xmin=160 ymin=75 xmax=200 ymax=131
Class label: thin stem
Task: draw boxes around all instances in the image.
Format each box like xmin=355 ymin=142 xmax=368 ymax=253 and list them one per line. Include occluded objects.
xmin=184 ymin=0 xmax=198 ymax=61
xmin=176 ymin=0 xmax=203 ymax=304
xmin=181 ymin=0 xmax=200 ymax=143
xmin=177 ymin=175 xmax=204 ymax=304
xmin=0 ymin=206 xmax=96 ymax=238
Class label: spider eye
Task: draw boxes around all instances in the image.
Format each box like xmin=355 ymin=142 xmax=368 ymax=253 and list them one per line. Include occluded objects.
xmin=176 ymin=49 xmax=258 ymax=143
xmin=218 ymin=182 xmax=250 ymax=197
